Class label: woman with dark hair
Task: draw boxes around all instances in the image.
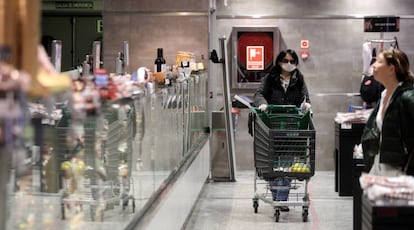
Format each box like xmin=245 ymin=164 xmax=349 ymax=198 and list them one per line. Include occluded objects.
xmin=254 ymin=49 xmax=311 ymax=112
xmin=361 ymin=48 xmax=414 ymax=176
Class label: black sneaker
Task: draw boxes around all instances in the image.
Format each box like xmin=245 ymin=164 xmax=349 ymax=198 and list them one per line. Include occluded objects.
xmin=280 ymin=206 xmax=290 ymax=212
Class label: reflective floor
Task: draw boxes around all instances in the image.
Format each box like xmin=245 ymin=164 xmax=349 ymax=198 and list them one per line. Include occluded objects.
xmin=184 ymin=171 xmax=353 ymax=230
xmin=7 ymin=170 xmax=170 ymax=230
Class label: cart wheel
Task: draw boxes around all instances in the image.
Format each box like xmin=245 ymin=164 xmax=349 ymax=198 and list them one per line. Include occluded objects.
xmin=253 ymin=200 xmax=259 ymax=213
xmin=274 ymin=210 xmax=280 ymax=222
xmin=132 ymin=199 xmax=136 ymax=213
xmin=302 ymin=208 xmax=308 ymax=222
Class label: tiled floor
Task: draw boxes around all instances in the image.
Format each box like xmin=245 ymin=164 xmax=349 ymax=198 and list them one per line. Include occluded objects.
xmin=184 ymin=170 xmax=353 ymax=230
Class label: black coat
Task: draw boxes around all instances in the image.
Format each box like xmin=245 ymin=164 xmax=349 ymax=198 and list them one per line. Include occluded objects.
xmin=361 ymin=82 xmax=414 ymax=175
xmin=254 ymin=68 xmax=310 ymax=107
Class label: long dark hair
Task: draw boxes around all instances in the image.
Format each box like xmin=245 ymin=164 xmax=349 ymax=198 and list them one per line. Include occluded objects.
xmin=263 ymin=49 xmax=302 ymax=98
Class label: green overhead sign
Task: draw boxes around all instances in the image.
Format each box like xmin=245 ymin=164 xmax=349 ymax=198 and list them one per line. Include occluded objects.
xmin=55 ymin=2 xmax=94 ymax=9
xmin=97 ymin=19 xmax=103 ymax=33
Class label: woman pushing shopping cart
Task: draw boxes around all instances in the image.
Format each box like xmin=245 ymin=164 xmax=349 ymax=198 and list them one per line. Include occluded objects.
xmin=251 ymin=49 xmax=315 ymax=222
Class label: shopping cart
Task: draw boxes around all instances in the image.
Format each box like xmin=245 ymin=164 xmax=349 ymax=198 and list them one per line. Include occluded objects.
xmin=251 ymin=105 xmax=315 ymax=222
xmin=103 ymin=98 xmax=136 ymax=213
xmin=57 ymin=116 xmax=121 ymax=221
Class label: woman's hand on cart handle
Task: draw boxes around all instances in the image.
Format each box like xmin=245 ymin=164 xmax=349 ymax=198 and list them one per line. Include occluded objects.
xmin=258 ymin=104 xmax=268 ymax=112
xmin=300 ymin=102 xmax=312 ymax=113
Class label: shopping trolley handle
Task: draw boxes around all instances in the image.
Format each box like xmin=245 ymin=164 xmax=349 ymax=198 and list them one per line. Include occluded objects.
xmin=251 ymin=104 xmax=300 ymax=114
xmin=267 ymin=105 xmax=299 ymax=112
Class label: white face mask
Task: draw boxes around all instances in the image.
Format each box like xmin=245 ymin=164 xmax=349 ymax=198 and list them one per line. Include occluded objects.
xmin=281 ymin=63 xmax=296 ymax=72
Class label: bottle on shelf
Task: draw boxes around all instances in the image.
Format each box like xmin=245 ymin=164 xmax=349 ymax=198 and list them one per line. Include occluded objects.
xmin=82 ymin=55 xmax=92 ymax=77
xmin=154 ymin=48 xmax=166 ymax=73
xmin=115 ymin=52 xmax=124 ymax=75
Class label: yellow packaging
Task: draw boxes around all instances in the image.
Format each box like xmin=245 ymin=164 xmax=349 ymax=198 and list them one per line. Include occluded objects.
xmin=176 ymin=51 xmax=194 ymax=67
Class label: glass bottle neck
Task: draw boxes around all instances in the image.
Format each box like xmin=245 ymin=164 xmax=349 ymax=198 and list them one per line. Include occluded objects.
xmin=157 ymin=48 xmax=163 ymax=58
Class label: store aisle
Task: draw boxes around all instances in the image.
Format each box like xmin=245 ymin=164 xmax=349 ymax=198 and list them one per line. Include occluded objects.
xmin=184 ymin=171 xmax=353 ymax=230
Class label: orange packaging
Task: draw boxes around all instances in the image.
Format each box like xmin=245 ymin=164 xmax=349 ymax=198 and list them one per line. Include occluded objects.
xmin=153 ymin=72 xmax=166 ymax=84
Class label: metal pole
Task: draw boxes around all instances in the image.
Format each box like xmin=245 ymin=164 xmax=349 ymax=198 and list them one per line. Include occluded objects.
xmin=92 ymin=40 xmax=101 ymax=73
xmin=123 ymin=41 xmax=129 ymax=74
xmin=71 ymin=16 xmax=76 ymax=68
xmin=219 ymin=36 xmax=236 ymax=182
xmin=51 ymin=40 xmax=62 ymax=72
xmin=208 ymin=1 xmax=216 ymax=181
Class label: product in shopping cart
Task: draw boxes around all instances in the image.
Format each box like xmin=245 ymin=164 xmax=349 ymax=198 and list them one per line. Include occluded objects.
xmin=269 ymin=179 xmax=291 ymax=201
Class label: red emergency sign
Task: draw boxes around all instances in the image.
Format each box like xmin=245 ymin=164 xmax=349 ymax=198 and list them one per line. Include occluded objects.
xmin=246 ymin=46 xmax=264 ymax=70
xmin=301 ymin=40 xmax=309 ymax=49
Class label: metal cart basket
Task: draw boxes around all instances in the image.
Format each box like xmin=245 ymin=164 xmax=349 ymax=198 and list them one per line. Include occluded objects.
xmin=58 ymin=116 xmax=120 ymax=221
xmin=58 ymin=99 xmax=137 ymax=221
xmin=251 ymin=105 xmax=315 ymax=222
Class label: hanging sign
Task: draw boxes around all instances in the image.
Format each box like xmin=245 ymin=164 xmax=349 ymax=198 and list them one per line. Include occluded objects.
xmin=55 ymin=2 xmax=94 ymax=9
xmin=246 ymin=46 xmax=264 ymax=70
xmin=364 ymin=16 xmax=400 ymax=32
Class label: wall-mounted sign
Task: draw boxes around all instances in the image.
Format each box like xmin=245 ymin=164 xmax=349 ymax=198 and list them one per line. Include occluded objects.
xmin=300 ymin=40 xmax=309 ymax=49
xmin=364 ymin=16 xmax=400 ymax=32
xmin=300 ymin=50 xmax=310 ymax=60
xmin=97 ymin=19 xmax=103 ymax=33
xmin=55 ymin=1 xmax=94 ymax=9
xmin=246 ymin=46 xmax=264 ymax=70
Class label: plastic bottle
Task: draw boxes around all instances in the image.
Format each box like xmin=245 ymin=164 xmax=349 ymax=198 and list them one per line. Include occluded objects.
xmin=348 ymin=104 xmax=354 ymax=112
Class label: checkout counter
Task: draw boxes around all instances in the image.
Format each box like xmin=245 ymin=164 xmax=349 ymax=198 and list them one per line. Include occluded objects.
xmin=335 ymin=122 xmax=365 ymax=196
xmin=361 ymin=192 xmax=414 ymax=229
xmin=333 ymin=115 xmax=366 ymax=230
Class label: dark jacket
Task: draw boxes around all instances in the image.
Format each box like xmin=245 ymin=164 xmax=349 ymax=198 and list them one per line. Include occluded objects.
xmin=361 ymin=82 xmax=414 ymax=175
xmin=254 ymin=68 xmax=310 ymax=107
